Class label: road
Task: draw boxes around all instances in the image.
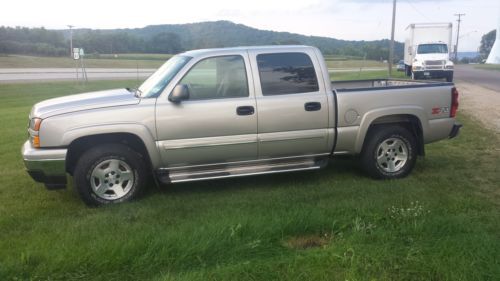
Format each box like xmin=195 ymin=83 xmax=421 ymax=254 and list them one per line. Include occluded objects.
xmin=0 ymin=68 xmax=156 ymax=82
xmin=454 ymin=65 xmax=500 ymax=92
xmin=0 ymin=67 xmax=387 ymax=82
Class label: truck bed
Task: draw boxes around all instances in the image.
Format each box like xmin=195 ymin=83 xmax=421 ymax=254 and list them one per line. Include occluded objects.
xmin=332 ymin=79 xmax=451 ymax=92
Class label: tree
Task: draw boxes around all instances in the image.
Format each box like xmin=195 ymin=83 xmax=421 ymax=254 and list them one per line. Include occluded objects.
xmin=479 ymin=30 xmax=496 ymax=58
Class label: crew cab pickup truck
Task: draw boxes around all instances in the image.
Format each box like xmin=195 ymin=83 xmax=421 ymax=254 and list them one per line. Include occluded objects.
xmin=22 ymin=46 xmax=461 ymax=205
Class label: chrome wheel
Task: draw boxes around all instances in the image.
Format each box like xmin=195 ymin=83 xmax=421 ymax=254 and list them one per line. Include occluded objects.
xmin=90 ymin=159 xmax=135 ymax=200
xmin=376 ymin=137 xmax=408 ymax=173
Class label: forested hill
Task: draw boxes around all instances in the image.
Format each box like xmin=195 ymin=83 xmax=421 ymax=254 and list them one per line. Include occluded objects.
xmin=0 ymin=21 xmax=403 ymax=60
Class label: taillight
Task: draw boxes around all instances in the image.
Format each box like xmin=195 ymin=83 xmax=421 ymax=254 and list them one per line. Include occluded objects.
xmin=450 ymin=87 xmax=459 ymax=118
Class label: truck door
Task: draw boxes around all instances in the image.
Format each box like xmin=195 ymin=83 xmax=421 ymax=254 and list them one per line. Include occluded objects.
xmin=155 ymin=53 xmax=258 ymax=167
xmin=248 ymin=50 xmax=330 ymax=158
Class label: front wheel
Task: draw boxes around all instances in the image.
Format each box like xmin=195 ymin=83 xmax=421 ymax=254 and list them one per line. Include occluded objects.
xmin=73 ymin=144 xmax=148 ymax=206
xmin=446 ymin=72 xmax=454 ymax=82
xmin=360 ymin=126 xmax=417 ymax=179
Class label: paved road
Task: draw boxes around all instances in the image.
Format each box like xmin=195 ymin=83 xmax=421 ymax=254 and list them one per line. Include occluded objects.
xmin=0 ymin=68 xmax=156 ymax=82
xmin=0 ymin=67 xmax=387 ymax=82
xmin=454 ymin=65 xmax=500 ymax=92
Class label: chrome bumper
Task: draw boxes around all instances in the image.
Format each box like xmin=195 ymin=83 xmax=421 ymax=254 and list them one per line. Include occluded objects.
xmin=21 ymin=141 xmax=67 ymax=189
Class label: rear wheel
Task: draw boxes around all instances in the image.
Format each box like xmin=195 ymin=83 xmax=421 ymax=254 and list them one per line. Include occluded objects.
xmin=361 ymin=126 xmax=417 ymax=179
xmin=73 ymin=144 xmax=147 ymax=206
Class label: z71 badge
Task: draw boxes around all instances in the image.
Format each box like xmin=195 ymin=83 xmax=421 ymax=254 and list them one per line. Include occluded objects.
xmin=432 ymin=106 xmax=450 ymax=115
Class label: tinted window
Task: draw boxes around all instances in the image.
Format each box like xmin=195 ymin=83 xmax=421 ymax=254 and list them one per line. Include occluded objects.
xmin=257 ymin=53 xmax=319 ymax=96
xmin=179 ymin=55 xmax=249 ymax=100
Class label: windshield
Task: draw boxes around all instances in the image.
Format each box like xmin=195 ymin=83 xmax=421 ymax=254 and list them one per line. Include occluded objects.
xmin=417 ymin=44 xmax=448 ymax=54
xmin=138 ymin=55 xmax=191 ymax=98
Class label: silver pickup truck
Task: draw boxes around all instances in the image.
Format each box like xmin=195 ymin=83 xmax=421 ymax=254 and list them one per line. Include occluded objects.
xmin=22 ymin=46 xmax=461 ymax=205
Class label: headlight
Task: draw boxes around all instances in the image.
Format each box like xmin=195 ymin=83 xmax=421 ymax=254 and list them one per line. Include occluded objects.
xmin=28 ymin=117 xmax=42 ymax=148
xmin=445 ymin=65 xmax=454 ymax=69
xmin=413 ymin=66 xmax=423 ymax=71
xmin=29 ymin=118 xmax=42 ymax=131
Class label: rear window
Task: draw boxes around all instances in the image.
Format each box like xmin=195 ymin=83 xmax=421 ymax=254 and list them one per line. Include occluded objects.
xmin=257 ymin=53 xmax=319 ymax=96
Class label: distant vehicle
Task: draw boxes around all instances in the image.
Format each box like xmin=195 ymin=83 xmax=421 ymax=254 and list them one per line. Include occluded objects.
xmin=404 ymin=23 xmax=454 ymax=82
xmin=22 ymin=45 xmax=461 ymax=206
xmin=397 ymin=60 xmax=405 ymax=71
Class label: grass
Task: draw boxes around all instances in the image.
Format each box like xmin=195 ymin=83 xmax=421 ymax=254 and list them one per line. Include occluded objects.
xmin=0 ymin=55 xmax=165 ymax=69
xmin=0 ymin=79 xmax=499 ymax=280
xmin=0 ymin=54 xmax=386 ymax=70
xmin=475 ymin=64 xmax=500 ymax=71
xmin=331 ymin=70 xmax=407 ymax=81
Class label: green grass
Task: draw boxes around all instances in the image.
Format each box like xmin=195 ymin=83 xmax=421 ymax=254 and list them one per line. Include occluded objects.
xmin=331 ymin=70 xmax=407 ymax=81
xmin=0 ymin=55 xmax=165 ymax=69
xmin=0 ymin=80 xmax=499 ymax=280
xmin=0 ymin=54 xmax=387 ymax=70
xmin=475 ymin=64 xmax=500 ymax=71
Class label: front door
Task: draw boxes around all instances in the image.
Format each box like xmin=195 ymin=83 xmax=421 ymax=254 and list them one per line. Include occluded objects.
xmin=155 ymin=53 xmax=258 ymax=167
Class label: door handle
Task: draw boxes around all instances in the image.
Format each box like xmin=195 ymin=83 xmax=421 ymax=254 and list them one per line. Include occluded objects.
xmin=236 ymin=106 xmax=255 ymax=116
xmin=304 ymin=102 xmax=321 ymax=111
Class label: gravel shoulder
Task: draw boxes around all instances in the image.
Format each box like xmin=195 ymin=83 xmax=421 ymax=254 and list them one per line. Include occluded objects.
xmin=455 ymin=81 xmax=500 ymax=134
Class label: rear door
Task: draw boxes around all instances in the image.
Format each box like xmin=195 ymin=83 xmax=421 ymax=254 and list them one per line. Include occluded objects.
xmin=248 ymin=50 xmax=330 ymax=159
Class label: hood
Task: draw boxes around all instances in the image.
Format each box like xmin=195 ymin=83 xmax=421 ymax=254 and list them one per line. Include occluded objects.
xmin=415 ymin=53 xmax=450 ymax=62
xmin=31 ymin=88 xmax=140 ymax=119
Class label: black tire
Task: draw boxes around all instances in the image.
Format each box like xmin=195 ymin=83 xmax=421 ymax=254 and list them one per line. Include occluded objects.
xmin=73 ymin=143 xmax=148 ymax=206
xmin=405 ymin=65 xmax=412 ymax=77
xmin=360 ymin=126 xmax=417 ymax=179
xmin=446 ymin=72 xmax=454 ymax=82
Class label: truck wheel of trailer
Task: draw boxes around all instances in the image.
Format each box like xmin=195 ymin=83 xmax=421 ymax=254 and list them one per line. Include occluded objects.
xmin=360 ymin=125 xmax=417 ymax=179
xmin=446 ymin=72 xmax=453 ymax=82
xmin=73 ymin=143 xmax=148 ymax=206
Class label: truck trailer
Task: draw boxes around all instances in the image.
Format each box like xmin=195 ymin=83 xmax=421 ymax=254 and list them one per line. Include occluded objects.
xmin=404 ymin=23 xmax=454 ymax=82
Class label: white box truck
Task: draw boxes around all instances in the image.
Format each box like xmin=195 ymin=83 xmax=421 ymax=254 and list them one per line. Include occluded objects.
xmin=404 ymin=23 xmax=454 ymax=82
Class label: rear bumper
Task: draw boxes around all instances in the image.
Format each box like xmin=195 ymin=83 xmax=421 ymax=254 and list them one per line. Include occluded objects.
xmin=21 ymin=141 xmax=67 ymax=189
xmin=449 ymin=122 xmax=462 ymax=139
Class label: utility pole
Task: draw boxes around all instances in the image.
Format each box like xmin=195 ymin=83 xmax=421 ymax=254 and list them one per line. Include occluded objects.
xmin=454 ymin=13 xmax=465 ymax=62
xmin=67 ymin=25 xmax=74 ymax=58
xmin=388 ymin=0 xmax=397 ymax=77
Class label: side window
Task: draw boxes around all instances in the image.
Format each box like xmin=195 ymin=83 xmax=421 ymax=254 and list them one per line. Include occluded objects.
xmin=257 ymin=52 xmax=319 ymax=96
xmin=179 ymin=55 xmax=249 ymax=100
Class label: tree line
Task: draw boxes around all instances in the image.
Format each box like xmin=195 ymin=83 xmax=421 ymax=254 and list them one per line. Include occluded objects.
xmin=2 ymin=21 xmax=493 ymax=62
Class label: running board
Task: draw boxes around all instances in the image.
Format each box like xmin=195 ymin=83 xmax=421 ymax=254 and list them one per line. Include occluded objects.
xmin=157 ymin=158 xmax=328 ymax=184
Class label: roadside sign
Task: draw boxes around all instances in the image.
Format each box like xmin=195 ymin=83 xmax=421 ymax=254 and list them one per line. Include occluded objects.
xmin=79 ymin=48 xmax=85 ymax=56
xmin=73 ymin=52 xmax=80 ymax=60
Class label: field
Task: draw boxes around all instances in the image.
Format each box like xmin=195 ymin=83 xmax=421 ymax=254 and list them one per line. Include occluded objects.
xmin=0 ymin=80 xmax=499 ymax=280
xmin=0 ymin=54 xmax=386 ymax=70
xmin=475 ymin=64 xmax=500 ymax=71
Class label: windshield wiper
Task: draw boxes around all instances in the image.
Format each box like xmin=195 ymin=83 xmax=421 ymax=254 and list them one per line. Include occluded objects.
xmin=126 ymin=87 xmax=143 ymax=98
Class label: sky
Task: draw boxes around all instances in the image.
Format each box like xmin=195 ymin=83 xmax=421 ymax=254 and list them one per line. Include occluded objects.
xmin=2 ymin=0 xmax=499 ymax=52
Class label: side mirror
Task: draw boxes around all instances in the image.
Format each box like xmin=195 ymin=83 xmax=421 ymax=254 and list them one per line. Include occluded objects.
xmin=169 ymin=84 xmax=189 ymax=103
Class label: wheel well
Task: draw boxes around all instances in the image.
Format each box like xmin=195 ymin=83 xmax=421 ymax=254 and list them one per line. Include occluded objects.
xmin=66 ymin=133 xmax=152 ymax=175
xmin=367 ymin=114 xmax=424 ymax=156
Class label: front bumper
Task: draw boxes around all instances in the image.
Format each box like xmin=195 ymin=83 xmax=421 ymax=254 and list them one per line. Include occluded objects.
xmin=21 ymin=141 xmax=67 ymax=189
xmin=414 ymin=69 xmax=453 ymax=79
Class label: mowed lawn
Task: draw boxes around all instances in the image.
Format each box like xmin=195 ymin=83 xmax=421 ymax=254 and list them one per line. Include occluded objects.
xmin=0 ymin=80 xmax=499 ymax=280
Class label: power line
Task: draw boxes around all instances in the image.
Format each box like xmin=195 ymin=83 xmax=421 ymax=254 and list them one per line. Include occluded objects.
xmin=404 ymin=0 xmax=431 ymax=21
xmin=454 ymin=13 xmax=465 ymax=61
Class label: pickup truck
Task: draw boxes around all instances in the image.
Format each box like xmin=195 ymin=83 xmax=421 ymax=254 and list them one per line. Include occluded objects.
xmin=22 ymin=45 xmax=461 ymax=206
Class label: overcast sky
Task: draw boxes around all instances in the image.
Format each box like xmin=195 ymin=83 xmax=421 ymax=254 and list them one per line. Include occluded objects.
xmin=2 ymin=0 xmax=499 ymax=51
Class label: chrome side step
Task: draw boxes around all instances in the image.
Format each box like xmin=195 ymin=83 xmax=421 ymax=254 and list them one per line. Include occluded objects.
xmin=157 ymin=157 xmax=328 ymax=184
